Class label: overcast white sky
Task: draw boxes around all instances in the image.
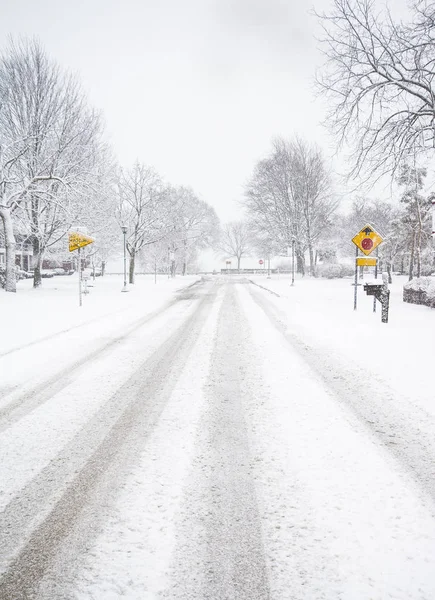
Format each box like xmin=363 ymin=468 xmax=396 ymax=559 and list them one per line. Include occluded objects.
xmin=0 ymin=0 xmax=345 ymax=223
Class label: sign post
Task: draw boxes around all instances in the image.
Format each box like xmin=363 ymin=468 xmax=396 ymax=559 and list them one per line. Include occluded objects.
xmin=373 ymin=248 xmax=379 ymax=313
xmin=351 ymin=224 xmax=384 ymax=311
xmin=353 ymin=246 xmax=358 ymax=310
xmin=69 ymin=232 xmax=95 ymax=307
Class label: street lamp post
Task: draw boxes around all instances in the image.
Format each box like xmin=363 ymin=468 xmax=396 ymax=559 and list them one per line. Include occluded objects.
xmin=121 ymin=225 xmax=128 ymax=292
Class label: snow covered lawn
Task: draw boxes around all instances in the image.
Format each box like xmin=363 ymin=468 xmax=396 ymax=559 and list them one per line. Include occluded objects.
xmin=0 ymin=273 xmax=201 ymax=356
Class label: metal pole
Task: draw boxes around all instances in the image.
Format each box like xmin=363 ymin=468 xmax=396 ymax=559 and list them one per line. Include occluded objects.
xmin=122 ymin=229 xmax=128 ymax=292
xmin=123 ymin=231 xmax=127 ymax=288
xmin=78 ymin=247 xmax=82 ymax=307
xmin=373 ymin=248 xmax=379 ymax=313
xmin=354 ymin=246 xmax=358 ymax=310
xmin=291 ymin=239 xmax=295 ymax=286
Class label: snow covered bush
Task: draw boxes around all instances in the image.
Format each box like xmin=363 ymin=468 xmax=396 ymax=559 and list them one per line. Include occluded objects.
xmin=403 ymin=277 xmax=435 ymax=308
xmin=317 ymin=263 xmax=353 ymax=278
xmin=0 ymin=266 xmax=5 ymax=289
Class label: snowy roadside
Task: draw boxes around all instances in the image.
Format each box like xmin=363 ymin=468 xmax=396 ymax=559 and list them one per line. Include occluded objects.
xmin=237 ymin=282 xmax=435 ymax=600
xmin=0 ymin=278 xmax=216 ymax=591
xmin=0 ymin=274 xmax=201 ymax=400
xmin=0 ymin=274 xmax=201 ymax=355
xmin=248 ymin=274 xmax=435 ymax=418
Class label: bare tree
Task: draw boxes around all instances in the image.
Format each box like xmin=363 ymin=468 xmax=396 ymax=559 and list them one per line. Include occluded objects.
xmin=174 ymin=188 xmax=219 ymax=275
xmin=117 ymin=162 xmax=173 ymax=284
xmin=0 ymin=38 xmax=105 ymax=289
xmin=245 ymin=137 xmax=337 ymax=275
xmin=316 ymin=0 xmax=435 ymax=181
xmin=396 ymin=163 xmax=432 ymax=279
xmin=245 ymin=138 xmax=303 ymax=271
xmin=290 ymin=138 xmax=338 ymax=275
xmin=220 ymin=221 xmax=250 ymax=272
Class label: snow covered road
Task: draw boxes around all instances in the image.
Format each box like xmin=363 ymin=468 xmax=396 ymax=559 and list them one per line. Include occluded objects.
xmin=0 ymin=277 xmax=435 ymax=599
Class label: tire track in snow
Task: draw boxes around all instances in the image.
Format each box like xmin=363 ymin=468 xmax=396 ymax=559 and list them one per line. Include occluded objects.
xmin=161 ymin=284 xmax=270 ymax=600
xmin=247 ymin=282 xmax=435 ymax=502
xmin=0 ymin=282 xmax=216 ymax=600
xmin=0 ymin=281 xmax=203 ymax=433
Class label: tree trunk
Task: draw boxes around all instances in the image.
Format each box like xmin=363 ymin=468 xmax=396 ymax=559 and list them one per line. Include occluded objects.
xmin=308 ymin=245 xmax=315 ymax=277
xmin=296 ymin=252 xmax=305 ymax=276
xmin=237 ymin=256 xmax=241 ymax=273
xmin=416 ymin=230 xmax=422 ymax=278
xmin=101 ymin=261 xmax=106 ymax=277
xmin=171 ymin=259 xmax=176 ymax=278
xmin=32 ymin=236 xmax=42 ymax=288
xmin=0 ymin=206 xmax=17 ymax=292
xmin=387 ymin=263 xmax=392 ymax=284
xmin=129 ymin=252 xmax=135 ymax=284
xmin=182 ymin=239 xmax=187 ymax=275
xmin=408 ymin=233 xmax=415 ymax=281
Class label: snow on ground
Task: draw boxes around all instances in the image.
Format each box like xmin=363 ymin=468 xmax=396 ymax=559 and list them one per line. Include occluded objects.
xmin=0 ymin=274 xmax=200 ymax=396
xmin=43 ymin=278 xmax=435 ymax=599
xmin=2 ymin=274 xmax=435 ymax=599
xmin=249 ymin=273 xmax=435 ymax=418
xmin=65 ymin=286 xmax=226 ymax=600
xmin=0 ymin=273 xmax=200 ymax=355
xmin=237 ymin=282 xmax=435 ymax=600
xmin=0 ymin=273 xmax=202 ymax=528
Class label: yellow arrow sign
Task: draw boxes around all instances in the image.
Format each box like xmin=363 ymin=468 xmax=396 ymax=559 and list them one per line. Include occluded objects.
xmin=69 ymin=232 xmax=95 ymax=252
xmin=352 ymin=224 xmax=383 ymax=256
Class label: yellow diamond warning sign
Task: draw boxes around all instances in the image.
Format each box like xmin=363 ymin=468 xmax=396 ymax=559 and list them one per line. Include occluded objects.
xmin=69 ymin=232 xmax=95 ymax=252
xmin=352 ymin=224 xmax=383 ymax=256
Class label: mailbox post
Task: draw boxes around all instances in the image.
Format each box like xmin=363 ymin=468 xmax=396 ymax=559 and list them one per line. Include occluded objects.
xmin=363 ymin=272 xmax=390 ymax=323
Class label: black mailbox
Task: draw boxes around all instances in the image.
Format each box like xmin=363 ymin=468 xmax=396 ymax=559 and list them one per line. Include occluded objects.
xmin=363 ymin=281 xmax=390 ymax=323
xmin=363 ymin=283 xmax=383 ymax=297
